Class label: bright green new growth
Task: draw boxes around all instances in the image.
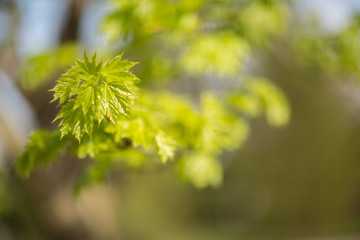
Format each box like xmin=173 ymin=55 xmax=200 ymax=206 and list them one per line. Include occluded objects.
xmin=17 ymin=69 xmax=290 ymax=190
xmin=180 ymin=34 xmax=250 ymax=76
xmin=17 ymin=0 xmax=291 ymax=191
xmin=17 ymin=130 xmax=67 ymax=178
xmin=51 ymin=52 xmax=139 ymax=141
xmin=227 ymin=78 xmax=290 ymax=127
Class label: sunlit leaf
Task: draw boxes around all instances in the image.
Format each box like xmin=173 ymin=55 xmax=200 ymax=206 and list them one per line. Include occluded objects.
xmin=51 ymin=52 xmax=139 ymax=141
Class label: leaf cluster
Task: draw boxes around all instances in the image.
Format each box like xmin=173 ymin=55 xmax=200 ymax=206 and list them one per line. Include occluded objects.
xmin=17 ymin=0 xmax=291 ymax=191
xmin=51 ymin=52 xmax=139 ymax=141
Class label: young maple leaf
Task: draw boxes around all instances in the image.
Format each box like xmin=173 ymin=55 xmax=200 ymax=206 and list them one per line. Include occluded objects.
xmin=51 ymin=52 xmax=139 ymax=141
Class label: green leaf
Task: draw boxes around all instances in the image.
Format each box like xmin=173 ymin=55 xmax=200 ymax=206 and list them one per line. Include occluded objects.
xmin=177 ymin=153 xmax=223 ymax=188
xmin=228 ymin=78 xmax=290 ymax=127
xmin=180 ymin=34 xmax=250 ymax=76
xmin=155 ymin=132 xmax=175 ymax=163
xmin=250 ymin=79 xmax=290 ymax=127
xmin=54 ymin=99 xmax=94 ymax=140
xmin=105 ymin=106 xmax=176 ymax=163
xmin=107 ymin=117 xmax=154 ymax=148
xmin=198 ymin=93 xmax=249 ymax=154
xmin=16 ymin=130 xmax=67 ymax=178
xmin=51 ymin=51 xmax=139 ymax=141
xmin=51 ymin=65 xmax=82 ymax=104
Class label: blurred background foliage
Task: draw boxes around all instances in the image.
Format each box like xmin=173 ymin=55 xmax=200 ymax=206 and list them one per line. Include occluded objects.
xmin=1 ymin=0 xmax=360 ymax=239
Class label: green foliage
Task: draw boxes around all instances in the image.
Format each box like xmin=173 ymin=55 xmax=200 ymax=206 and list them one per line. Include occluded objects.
xmin=17 ymin=129 xmax=67 ymax=178
xmin=199 ymin=93 xmax=249 ymax=153
xmin=155 ymin=133 xmax=176 ymax=163
xmin=293 ymin=15 xmax=360 ymax=78
xmin=227 ymin=78 xmax=290 ymax=127
xmin=20 ymin=43 xmax=78 ymax=90
xmin=104 ymin=99 xmax=177 ymax=163
xmin=101 ymin=0 xmax=203 ymax=42
xmin=132 ymin=92 xmax=249 ymax=155
xmin=238 ymin=0 xmax=287 ymax=46
xmin=17 ymin=78 xmax=289 ymax=189
xmin=17 ymin=0 xmax=291 ymax=191
xmin=100 ymin=0 xmax=288 ymax=83
xmin=51 ymin=52 xmax=139 ymax=141
xmin=124 ymin=92 xmax=250 ymax=187
xmin=177 ymin=153 xmax=223 ymax=188
xmin=180 ymin=33 xmax=250 ymax=76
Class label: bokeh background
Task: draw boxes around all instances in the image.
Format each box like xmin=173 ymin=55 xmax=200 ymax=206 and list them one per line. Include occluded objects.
xmin=2 ymin=0 xmax=360 ymax=239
